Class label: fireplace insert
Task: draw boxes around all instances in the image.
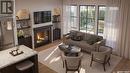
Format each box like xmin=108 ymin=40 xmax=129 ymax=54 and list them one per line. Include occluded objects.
xmin=34 ymin=25 xmax=52 ymax=48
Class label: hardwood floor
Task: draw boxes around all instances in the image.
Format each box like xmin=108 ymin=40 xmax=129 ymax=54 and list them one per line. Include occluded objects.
xmin=38 ymin=62 xmax=57 ymax=73
xmin=35 ymin=40 xmax=130 ymax=73
xmin=36 ymin=40 xmax=62 ymax=73
xmin=35 ymin=40 xmax=62 ymax=52
xmin=112 ymin=59 xmax=130 ymax=73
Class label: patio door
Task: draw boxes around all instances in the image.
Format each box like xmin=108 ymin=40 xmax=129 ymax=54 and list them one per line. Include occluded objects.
xmin=79 ymin=5 xmax=96 ymax=34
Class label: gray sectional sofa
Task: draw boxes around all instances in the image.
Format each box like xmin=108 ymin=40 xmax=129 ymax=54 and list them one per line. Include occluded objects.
xmin=63 ymin=30 xmax=106 ymax=53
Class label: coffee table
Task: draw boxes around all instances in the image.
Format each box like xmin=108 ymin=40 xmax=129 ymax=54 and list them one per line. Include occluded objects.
xmin=58 ymin=44 xmax=81 ymax=56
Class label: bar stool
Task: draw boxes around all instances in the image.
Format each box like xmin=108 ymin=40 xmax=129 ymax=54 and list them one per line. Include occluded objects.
xmin=16 ymin=60 xmax=34 ymax=73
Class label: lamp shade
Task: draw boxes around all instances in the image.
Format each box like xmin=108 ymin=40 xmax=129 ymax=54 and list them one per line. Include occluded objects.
xmin=16 ymin=9 xmax=30 ymax=20
xmin=53 ymin=8 xmax=61 ymax=15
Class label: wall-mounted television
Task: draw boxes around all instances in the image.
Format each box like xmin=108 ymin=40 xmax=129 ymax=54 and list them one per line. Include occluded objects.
xmin=34 ymin=11 xmax=51 ymax=24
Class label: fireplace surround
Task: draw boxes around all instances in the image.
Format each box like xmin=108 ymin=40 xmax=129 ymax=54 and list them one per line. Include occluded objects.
xmin=34 ymin=25 xmax=52 ymax=48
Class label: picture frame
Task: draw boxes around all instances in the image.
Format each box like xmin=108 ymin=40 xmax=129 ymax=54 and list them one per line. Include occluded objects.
xmin=1 ymin=1 xmax=13 ymax=14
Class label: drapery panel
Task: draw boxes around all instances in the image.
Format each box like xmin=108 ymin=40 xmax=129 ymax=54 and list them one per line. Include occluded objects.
xmin=104 ymin=0 xmax=130 ymax=59
xmin=63 ymin=5 xmax=71 ymax=34
xmin=63 ymin=5 xmax=79 ymax=34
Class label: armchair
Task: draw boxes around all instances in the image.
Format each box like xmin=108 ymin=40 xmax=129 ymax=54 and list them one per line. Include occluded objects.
xmin=90 ymin=46 xmax=112 ymax=71
xmin=62 ymin=53 xmax=83 ymax=73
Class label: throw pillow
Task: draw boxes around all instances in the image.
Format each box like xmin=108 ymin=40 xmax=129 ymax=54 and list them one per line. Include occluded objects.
xmin=69 ymin=30 xmax=77 ymax=39
xmin=97 ymin=36 xmax=103 ymax=41
xmin=72 ymin=36 xmax=83 ymax=41
xmin=71 ymin=32 xmax=83 ymax=41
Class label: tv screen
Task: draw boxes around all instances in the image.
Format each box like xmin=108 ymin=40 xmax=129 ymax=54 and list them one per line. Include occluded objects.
xmin=34 ymin=11 xmax=51 ymax=24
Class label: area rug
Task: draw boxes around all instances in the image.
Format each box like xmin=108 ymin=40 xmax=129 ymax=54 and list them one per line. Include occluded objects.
xmin=38 ymin=45 xmax=122 ymax=73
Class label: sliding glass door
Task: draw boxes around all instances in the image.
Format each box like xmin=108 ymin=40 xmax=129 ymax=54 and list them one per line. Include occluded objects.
xmin=80 ymin=5 xmax=96 ymax=34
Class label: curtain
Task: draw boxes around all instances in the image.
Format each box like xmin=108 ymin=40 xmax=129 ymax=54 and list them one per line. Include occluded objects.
xmin=63 ymin=5 xmax=71 ymax=34
xmin=104 ymin=0 xmax=130 ymax=59
xmin=63 ymin=5 xmax=79 ymax=34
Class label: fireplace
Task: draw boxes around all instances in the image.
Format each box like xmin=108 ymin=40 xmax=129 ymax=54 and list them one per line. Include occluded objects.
xmin=34 ymin=25 xmax=52 ymax=48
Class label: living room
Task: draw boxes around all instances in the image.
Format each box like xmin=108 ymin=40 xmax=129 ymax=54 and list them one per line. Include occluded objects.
xmin=0 ymin=0 xmax=130 ymax=73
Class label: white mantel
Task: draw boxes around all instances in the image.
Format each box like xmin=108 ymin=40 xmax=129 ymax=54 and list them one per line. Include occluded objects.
xmin=32 ymin=22 xmax=53 ymax=28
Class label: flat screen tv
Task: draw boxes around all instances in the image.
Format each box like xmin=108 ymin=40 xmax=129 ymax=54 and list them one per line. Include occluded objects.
xmin=34 ymin=11 xmax=51 ymax=24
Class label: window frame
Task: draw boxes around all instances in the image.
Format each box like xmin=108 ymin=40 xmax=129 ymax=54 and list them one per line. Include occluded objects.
xmin=97 ymin=5 xmax=106 ymax=36
xmin=79 ymin=5 xmax=96 ymax=34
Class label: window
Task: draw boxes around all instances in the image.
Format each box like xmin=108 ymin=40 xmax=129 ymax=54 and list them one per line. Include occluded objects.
xmin=79 ymin=5 xmax=106 ymax=36
xmin=80 ymin=5 xmax=96 ymax=34
xmin=70 ymin=5 xmax=78 ymax=29
xmin=98 ymin=6 xmax=106 ymax=36
xmin=67 ymin=5 xmax=106 ymax=36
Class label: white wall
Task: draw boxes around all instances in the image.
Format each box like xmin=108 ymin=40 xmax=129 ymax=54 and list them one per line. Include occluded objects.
xmin=16 ymin=0 xmax=63 ymax=12
xmin=15 ymin=0 xmax=63 ymax=48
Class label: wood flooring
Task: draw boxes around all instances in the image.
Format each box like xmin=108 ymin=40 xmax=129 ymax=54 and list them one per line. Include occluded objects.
xmin=35 ymin=40 xmax=130 ymax=73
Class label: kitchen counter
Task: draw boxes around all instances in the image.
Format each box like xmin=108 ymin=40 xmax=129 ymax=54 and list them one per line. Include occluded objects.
xmin=0 ymin=45 xmax=38 ymax=73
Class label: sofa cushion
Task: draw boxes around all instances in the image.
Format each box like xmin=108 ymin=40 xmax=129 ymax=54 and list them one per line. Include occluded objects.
xmin=85 ymin=34 xmax=103 ymax=45
xmin=86 ymin=36 xmax=98 ymax=45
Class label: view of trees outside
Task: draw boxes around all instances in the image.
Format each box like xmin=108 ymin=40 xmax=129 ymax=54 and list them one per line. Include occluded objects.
xmin=80 ymin=6 xmax=96 ymax=34
xmin=69 ymin=5 xmax=106 ymax=36
xmin=98 ymin=6 xmax=106 ymax=36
